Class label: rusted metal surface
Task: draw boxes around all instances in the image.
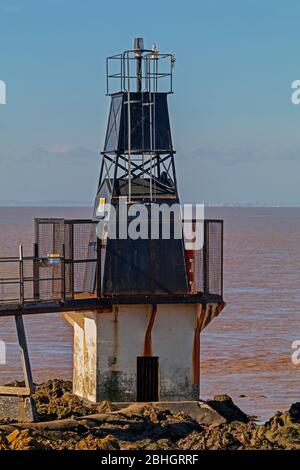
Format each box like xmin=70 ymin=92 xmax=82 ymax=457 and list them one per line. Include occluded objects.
xmin=112 ymin=306 xmax=119 ymax=372
xmin=200 ymin=301 xmax=225 ymax=332
xmin=185 ymin=249 xmax=196 ymax=294
xmin=192 ymin=302 xmax=226 ymax=385
xmin=143 ymin=304 xmax=157 ymax=357
xmin=193 ymin=305 xmax=206 ymax=385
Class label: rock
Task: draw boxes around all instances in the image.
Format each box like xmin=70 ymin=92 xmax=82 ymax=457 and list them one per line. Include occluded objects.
xmin=249 ymin=425 xmax=277 ymax=450
xmin=153 ymin=401 xmax=228 ymax=428
xmin=177 ymin=431 xmax=206 ymax=450
xmin=144 ymin=439 xmax=174 ymax=450
xmin=3 ymin=379 xmax=300 ymax=451
xmin=121 ymin=437 xmax=173 ymax=451
xmin=159 ymin=412 xmax=203 ymax=440
xmin=115 ymin=403 xmax=150 ymax=418
xmin=0 ymin=433 xmax=9 ymax=450
xmin=203 ymin=426 xmax=241 ymax=450
xmin=143 ymin=407 xmax=170 ymax=423
xmin=178 ymin=421 xmax=254 ymax=450
xmin=156 ymin=438 xmax=174 ymax=450
xmin=260 ymin=404 xmax=300 ymax=450
xmin=206 ymin=395 xmax=249 ymax=423
xmin=33 ymin=381 xmax=98 ymax=421
xmin=97 ymin=401 xmax=116 ymax=413
xmin=289 ymin=402 xmax=300 ymax=423
xmin=35 ymin=379 xmax=72 ymax=399
xmin=122 ymin=439 xmax=153 ymax=450
xmin=227 ymin=421 xmax=256 ymax=446
xmin=75 ymin=434 xmax=120 ymax=450
xmin=123 ymin=406 xmax=204 ymax=441
xmin=7 ymin=429 xmax=47 ymax=450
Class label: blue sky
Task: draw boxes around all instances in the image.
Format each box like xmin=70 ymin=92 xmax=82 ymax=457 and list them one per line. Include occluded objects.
xmin=1 ymin=0 xmax=300 ymax=205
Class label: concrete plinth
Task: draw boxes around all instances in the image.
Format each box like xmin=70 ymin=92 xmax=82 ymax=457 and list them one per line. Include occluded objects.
xmin=63 ymin=302 xmax=224 ymax=404
xmin=0 ymin=396 xmax=37 ymax=422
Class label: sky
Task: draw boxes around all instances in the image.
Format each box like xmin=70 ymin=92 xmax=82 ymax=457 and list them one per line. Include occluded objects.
xmin=1 ymin=0 xmax=300 ymax=205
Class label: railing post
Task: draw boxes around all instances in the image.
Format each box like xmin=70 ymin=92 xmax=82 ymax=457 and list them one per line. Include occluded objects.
xmin=61 ymin=244 xmax=65 ymax=303
xmin=70 ymin=223 xmax=74 ymax=299
xmin=33 ymin=243 xmax=39 ymax=300
xmin=19 ymin=245 xmax=24 ymax=305
xmin=203 ymin=221 xmax=209 ymax=297
xmin=96 ymin=237 xmax=102 ymax=299
xmin=221 ymin=220 xmax=224 ymax=298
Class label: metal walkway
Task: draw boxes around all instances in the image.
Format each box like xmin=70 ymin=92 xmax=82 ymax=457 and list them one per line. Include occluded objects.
xmin=0 ymin=218 xmax=224 ymax=317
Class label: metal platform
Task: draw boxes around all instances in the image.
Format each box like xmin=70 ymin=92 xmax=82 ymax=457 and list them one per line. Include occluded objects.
xmin=0 ymin=218 xmax=223 ymax=317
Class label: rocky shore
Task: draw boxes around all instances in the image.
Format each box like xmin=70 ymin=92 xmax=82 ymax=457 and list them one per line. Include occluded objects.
xmin=0 ymin=380 xmax=299 ymax=450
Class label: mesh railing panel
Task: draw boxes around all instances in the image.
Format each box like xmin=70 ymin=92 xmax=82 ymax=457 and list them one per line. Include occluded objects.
xmin=0 ymin=259 xmax=20 ymax=304
xmin=23 ymin=259 xmax=63 ymax=302
xmin=66 ymin=222 xmax=97 ymax=296
xmin=183 ymin=221 xmax=204 ymax=295
xmin=184 ymin=219 xmax=223 ymax=298
xmin=73 ymin=223 xmax=96 ymax=261
xmin=34 ymin=219 xmax=65 ymax=301
xmin=206 ymin=220 xmax=223 ymax=297
xmin=35 ymin=219 xmax=64 ymax=257
xmin=36 ymin=219 xmax=97 ymax=298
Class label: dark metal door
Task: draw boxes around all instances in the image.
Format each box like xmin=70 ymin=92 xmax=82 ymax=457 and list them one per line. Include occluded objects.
xmin=136 ymin=357 xmax=159 ymax=402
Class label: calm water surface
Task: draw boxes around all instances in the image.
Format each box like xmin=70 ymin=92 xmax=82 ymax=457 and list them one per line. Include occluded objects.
xmin=0 ymin=206 xmax=299 ymax=421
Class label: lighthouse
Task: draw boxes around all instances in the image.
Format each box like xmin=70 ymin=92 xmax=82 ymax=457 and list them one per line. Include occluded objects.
xmin=62 ymin=39 xmax=225 ymax=404
xmin=0 ymin=38 xmax=224 ymax=421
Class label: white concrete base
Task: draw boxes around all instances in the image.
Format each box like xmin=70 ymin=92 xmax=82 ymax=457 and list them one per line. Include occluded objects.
xmin=63 ymin=302 xmax=224 ymax=403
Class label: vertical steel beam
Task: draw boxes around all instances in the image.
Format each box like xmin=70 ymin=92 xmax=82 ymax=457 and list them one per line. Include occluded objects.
xmin=15 ymin=315 xmax=34 ymax=394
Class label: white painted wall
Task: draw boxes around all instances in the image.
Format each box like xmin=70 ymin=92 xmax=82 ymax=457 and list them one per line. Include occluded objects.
xmin=66 ymin=304 xmax=202 ymax=403
xmin=96 ymin=305 xmax=150 ymax=401
xmin=151 ymin=304 xmax=198 ymax=400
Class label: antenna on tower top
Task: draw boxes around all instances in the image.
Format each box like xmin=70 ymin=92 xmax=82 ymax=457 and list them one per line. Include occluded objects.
xmin=134 ymin=38 xmax=144 ymax=93
xmin=134 ymin=37 xmax=144 ymax=51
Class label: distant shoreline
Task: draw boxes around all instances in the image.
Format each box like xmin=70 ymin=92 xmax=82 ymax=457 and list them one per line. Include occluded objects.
xmin=1 ymin=204 xmax=300 ymax=209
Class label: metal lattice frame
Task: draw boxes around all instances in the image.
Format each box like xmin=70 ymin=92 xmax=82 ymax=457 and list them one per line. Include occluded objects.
xmin=98 ymin=152 xmax=178 ymax=199
xmin=106 ymin=50 xmax=175 ymax=96
xmin=95 ymin=40 xmax=178 ymax=206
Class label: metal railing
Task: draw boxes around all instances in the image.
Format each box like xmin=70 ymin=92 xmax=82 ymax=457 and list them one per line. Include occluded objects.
xmin=35 ymin=218 xmax=98 ymax=300
xmin=0 ymin=219 xmax=223 ymax=307
xmin=106 ymin=51 xmax=175 ymax=95
xmin=0 ymin=248 xmax=65 ymax=305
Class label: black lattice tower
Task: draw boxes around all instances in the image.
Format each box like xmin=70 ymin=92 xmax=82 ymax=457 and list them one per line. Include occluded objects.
xmin=93 ymin=38 xmax=189 ymax=297
xmin=94 ymin=38 xmax=177 ymax=210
